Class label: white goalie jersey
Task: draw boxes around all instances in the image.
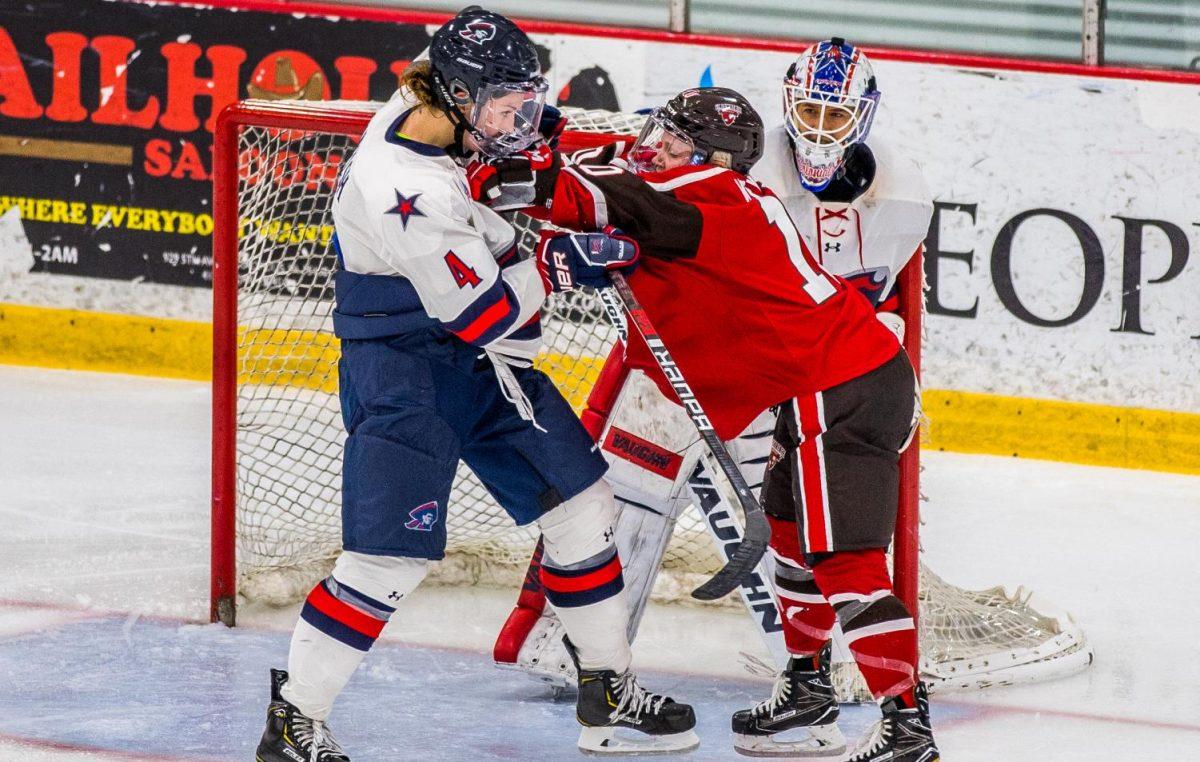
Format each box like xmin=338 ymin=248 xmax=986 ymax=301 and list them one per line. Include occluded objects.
xmin=752 ymin=125 xmax=933 ymax=310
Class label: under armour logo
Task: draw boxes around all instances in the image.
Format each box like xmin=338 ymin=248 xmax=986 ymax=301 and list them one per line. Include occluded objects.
xmin=824 ymin=242 xmax=842 ymax=253
xmin=604 ymin=528 xmax=614 ymax=542
xmin=388 ymin=591 xmax=402 ymax=601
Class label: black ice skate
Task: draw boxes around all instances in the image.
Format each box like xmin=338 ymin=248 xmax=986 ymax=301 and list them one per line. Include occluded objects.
xmin=256 ymin=669 xmax=350 ymax=762
xmin=566 ymin=638 xmax=699 ymax=754
xmin=731 ymin=644 xmax=846 ymax=757
xmin=847 ymin=682 xmax=939 ymax=762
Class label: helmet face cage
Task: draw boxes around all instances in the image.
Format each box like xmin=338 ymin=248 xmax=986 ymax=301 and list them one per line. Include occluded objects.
xmin=429 ymin=7 xmax=547 ymax=158
xmin=627 ymin=109 xmax=705 ymax=175
xmin=465 ymin=78 xmax=548 ymax=157
xmin=783 ymin=40 xmax=880 ymax=191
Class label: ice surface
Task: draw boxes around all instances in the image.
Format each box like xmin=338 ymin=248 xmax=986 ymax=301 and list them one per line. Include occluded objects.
xmin=1 ymin=366 xmax=1198 ymax=760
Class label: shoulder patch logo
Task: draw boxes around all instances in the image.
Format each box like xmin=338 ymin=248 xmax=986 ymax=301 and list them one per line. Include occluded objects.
xmin=386 ymin=190 xmax=424 ymax=230
xmin=405 ymin=501 xmax=439 ymax=531
xmin=460 ymin=20 xmax=497 ymax=45
xmin=715 ymin=103 xmax=742 ymax=126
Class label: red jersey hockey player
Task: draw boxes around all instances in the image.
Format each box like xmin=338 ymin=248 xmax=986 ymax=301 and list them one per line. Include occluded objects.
xmin=731 ymin=39 xmax=937 ymax=761
xmin=471 ymin=84 xmax=938 ymax=761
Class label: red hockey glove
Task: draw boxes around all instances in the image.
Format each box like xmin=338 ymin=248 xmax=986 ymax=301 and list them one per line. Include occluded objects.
xmin=536 ymin=226 xmax=639 ymax=293
xmin=466 ymin=143 xmax=561 ymax=212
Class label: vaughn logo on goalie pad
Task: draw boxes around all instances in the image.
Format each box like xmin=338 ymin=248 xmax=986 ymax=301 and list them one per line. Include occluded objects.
xmin=405 ymin=501 xmax=439 ymax=531
xmin=688 ymin=462 xmax=783 ymax=634
xmin=602 ymin=427 xmax=683 ymax=479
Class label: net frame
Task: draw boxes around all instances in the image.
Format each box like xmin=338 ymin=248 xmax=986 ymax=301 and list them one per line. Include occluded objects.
xmin=211 ymin=98 xmax=1090 ymax=695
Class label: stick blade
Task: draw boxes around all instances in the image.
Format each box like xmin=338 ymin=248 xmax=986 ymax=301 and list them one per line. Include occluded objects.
xmin=689 ymin=535 xmax=769 ymax=601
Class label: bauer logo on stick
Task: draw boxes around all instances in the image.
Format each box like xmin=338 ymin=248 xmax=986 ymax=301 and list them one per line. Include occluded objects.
xmin=405 ymin=501 xmax=439 ymax=531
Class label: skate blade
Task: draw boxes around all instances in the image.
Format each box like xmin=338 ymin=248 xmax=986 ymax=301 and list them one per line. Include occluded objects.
xmin=732 ymin=723 xmax=847 ymax=758
xmin=578 ymin=726 xmax=700 ymax=755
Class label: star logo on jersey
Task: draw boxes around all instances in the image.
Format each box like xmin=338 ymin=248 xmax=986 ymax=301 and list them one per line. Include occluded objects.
xmin=715 ymin=102 xmax=742 ymax=126
xmin=386 ymin=190 xmax=424 ymax=230
xmin=405 ymin=501 xmax=439 ymax=532
xmin=460 ymin=20 xmax=497 ymax=45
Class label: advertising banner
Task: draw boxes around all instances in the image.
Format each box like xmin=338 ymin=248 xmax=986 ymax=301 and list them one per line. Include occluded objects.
xmin=0 ymin=0 xmax=429 ymax=286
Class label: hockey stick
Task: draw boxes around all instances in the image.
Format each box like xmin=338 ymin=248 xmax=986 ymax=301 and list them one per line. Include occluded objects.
xmin=606 ymin=271 xmax=771 ymax=600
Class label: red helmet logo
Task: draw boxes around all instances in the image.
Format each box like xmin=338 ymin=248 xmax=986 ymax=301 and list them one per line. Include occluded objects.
xmin=715 ymin=103 xmax=742 ymax=126
xmin=460 ymin=20 xmax=497 ymax=45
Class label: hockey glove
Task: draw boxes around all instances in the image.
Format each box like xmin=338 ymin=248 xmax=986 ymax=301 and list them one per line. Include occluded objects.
xmin=536 ymin=227 xmax=639 ymax=293
xmin=538 ymin=104 xmax=567 ymax=148
xmin=466 ymin=143 xmax=561 ymax=213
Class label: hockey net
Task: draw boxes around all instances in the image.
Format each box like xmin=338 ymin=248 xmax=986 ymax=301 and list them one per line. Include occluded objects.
xmin=211 ymin=99 xmax=1091 ymax=696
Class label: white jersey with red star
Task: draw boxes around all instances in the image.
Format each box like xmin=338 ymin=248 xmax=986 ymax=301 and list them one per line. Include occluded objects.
xmin=331 ymin=89 xmax=547 ymax=355
xmin=752 ymin=125 xmax=933 ymax=309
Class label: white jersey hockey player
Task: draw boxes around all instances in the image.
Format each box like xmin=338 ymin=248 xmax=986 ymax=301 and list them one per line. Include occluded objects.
xmin=255 ymin=9 xmax=697 ymax=762
xmin=493 ymin=36 xmax=935 ymax=762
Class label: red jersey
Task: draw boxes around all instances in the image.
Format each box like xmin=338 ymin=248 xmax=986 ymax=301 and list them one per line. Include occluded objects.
xmin=550 ymin=162 xmax=899 ymax=440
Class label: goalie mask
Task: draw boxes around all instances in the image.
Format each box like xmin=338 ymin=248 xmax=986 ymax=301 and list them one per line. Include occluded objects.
xmin=428 ymin=6 xmax=549 ymax=157
xmin=783 ymin=38 xmax=880 ymax=191
xmin=628 ymin=87 xmax=764 ymax=176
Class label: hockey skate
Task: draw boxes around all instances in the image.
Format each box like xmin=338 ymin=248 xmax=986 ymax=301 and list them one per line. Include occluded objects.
xmin=730 ymin=644 xmax=846 ymax=757
xmin=846 ymin=682 xmax=939 ymax=762
xmin=256 ymin=669 xmax=350 ymax=762
xmin=566 ymin=638 xmax=699 ymax=754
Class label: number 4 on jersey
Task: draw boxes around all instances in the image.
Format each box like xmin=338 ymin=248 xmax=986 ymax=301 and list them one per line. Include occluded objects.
xmin=445 ymin=251 xmax=482 ymax=288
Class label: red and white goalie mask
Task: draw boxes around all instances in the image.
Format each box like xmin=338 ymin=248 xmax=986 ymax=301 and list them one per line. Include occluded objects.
xmin=783 ymin=39 xmax=880 ymax=192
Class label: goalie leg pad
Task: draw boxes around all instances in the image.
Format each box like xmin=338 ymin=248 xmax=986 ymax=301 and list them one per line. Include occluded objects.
xmin=282 ymin=552 xmax=427 ymax=719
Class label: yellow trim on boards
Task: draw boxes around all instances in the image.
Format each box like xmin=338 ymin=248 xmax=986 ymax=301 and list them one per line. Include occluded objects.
xmin=1 ymin=302 xmax=1197 ymax=475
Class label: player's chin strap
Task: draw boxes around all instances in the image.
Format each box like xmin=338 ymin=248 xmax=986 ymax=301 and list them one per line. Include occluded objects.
xmin=485 ymin=350 xmax=546 ymax=433
xmin=431 ymin=70 xmax=487 ymax=161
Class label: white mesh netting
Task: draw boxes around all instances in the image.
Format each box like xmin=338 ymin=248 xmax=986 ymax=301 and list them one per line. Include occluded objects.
xmin=223 ymin=101 xmax=1091 ymax=693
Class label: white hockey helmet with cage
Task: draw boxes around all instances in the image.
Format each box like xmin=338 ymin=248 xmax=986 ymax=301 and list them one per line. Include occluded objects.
xmin=783 ymin=38 xmax=880 ymax=191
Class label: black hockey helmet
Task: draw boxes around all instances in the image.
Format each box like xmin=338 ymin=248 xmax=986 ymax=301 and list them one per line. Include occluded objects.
xmin=427 ymin=6 xmax=548 ymax=156
xmin=629 ymin=87 xmax=765 ymax=175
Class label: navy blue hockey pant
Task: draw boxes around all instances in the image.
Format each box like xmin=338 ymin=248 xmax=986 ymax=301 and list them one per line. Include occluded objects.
xmin=337 ymin=328 xmax=608 ymax=560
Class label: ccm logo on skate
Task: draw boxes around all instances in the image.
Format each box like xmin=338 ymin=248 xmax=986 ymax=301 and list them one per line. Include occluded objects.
xmin=688 ymin=462 xmax=783 ymax=634
xmin=405 ymin=501 xmax=439 ymax=531
xmin=602 ymin=427 xmax=683 ymax=480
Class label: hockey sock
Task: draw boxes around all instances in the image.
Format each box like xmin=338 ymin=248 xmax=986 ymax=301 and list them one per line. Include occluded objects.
xmin=537 ymin=479 xmax=633 ymax=673
xmin=810 ymin=548 xmax=917 ymax=704
xmin=768 ymin=515 xmax=836 ymax=661
xmin=282 ymin=553 xmax=426 ymax=720
xmin=541 ymin=545 xmax=633 ymax=673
